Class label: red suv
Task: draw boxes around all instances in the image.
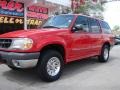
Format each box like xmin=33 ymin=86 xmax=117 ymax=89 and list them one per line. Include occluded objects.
xmin=0 ymin=14 xmax=114 ymax=82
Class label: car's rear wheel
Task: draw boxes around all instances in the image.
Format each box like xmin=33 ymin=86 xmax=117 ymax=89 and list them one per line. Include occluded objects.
xmin=37 ymin=50 xmax=64 ymax=82
xmin=98 ymin=45 xmax=110 ymax=62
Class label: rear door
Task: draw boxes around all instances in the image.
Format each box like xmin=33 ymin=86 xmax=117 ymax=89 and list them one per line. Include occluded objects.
xmin=88 ymin=18 xmax=103 ymax=55
xmin=99 ymin=21 xmax=115 ymax=45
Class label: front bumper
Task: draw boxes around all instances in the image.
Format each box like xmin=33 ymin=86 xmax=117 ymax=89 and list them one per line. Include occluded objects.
xmin=0 ymin=51 xmax=40 ymax=68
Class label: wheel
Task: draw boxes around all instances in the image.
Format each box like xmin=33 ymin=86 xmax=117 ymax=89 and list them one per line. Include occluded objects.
xmin=98 ymin=45 xmax=110 ymax=62
xmin=37 ymin=50 xmax=64 ymax=82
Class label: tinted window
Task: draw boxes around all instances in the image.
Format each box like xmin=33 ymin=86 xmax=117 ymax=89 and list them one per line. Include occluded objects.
xmin=100 ymin=21 xmax=111 ymax=34
xmin=89 ymin=18 xmax=101 ymax=33
xmin=74 ymin=16 xmax=89 ymax=32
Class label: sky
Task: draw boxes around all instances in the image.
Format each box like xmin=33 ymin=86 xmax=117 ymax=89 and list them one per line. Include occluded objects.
xmin=103 ymin=1 xmax=120 ymax=29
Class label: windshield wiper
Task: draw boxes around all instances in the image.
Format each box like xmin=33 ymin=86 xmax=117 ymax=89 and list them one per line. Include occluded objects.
xmin=42 ymin=25 xmax=60 ymax=29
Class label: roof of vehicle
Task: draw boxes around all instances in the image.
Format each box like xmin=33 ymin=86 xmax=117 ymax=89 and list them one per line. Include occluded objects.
xmin=57 ymin=14 xmax=106 ymax=22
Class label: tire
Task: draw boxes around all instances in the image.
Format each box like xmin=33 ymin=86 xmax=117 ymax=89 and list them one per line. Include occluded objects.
xmin=37 ymin=50 xmax=64 ymax=82
xmin=98 ymin=45 xmax=110 ymax=62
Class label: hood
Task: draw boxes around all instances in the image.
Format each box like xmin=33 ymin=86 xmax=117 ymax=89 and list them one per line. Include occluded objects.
xmin=0 ymin=28 xmax=69 ymax=38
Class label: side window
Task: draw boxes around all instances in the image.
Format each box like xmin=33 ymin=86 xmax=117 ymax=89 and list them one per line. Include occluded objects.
xmin=100 ymin=21 xmax=111 ymax=34
xmin=89 ymin=18 xmax=101 ymax=33
xmin=74 ymin=16 xmax=89 ymax=32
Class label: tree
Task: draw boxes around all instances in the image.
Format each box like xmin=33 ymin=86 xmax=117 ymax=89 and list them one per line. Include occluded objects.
xmin=113 ymin=25 xmax=120 ymax=31
xmin=112 ymin=25 xmax=120 ymax=36
xmin=74 ymin=0 xmax=104 ymax=19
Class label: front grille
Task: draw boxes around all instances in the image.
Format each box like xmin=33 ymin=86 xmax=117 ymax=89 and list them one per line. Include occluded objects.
xmin=0 ymin=39 xmax=12 ymax=49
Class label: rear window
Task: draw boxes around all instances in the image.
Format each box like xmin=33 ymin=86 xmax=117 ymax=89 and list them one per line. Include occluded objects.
xmin=99 ymin=21 xmax=111 ymax=34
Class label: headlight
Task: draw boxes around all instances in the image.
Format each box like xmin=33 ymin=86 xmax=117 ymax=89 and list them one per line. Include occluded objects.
xmin=10 ymin=38 xmax=33 ymax=50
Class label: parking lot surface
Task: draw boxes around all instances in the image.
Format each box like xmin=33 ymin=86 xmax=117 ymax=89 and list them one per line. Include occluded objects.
xmin=0 ymin=46 xmax=120 ymax=90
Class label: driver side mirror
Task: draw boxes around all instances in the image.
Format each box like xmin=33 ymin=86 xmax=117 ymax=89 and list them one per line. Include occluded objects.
xmin=75 ymin=24 xmax=84 ymax=30
xmin=72 ymin=24 xmax=85 ymax=32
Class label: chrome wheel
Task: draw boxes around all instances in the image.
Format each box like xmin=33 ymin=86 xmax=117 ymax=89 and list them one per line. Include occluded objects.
xmin=47 ymin=57 xmax=61 ymax=76
xmin=104 ymin=48 xmax=109 ymax=60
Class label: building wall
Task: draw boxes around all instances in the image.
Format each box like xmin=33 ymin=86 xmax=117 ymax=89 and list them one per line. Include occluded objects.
xmin=46 ymin=0 xmax=71 ymax=7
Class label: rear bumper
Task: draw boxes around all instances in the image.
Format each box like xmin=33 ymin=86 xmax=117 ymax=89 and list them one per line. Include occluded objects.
xmin=0 ymin=51 xmax=40 ymax=68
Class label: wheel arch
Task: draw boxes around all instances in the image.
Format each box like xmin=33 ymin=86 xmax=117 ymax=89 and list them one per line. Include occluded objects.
xmin=39 ymin=44 xmax=66 ymax=63
xmin=99 ymin=41 xmax=111 ymax=55
xmin=103 ymin=42 xmax=111 ymax=48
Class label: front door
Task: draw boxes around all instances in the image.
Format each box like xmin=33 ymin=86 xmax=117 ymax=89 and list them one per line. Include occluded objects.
xmin=70 ymin=16 xmax=92 ymax=61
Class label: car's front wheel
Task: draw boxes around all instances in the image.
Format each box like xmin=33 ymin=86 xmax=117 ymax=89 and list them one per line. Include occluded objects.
xmin=98 ymin=45 xmax=110 ymax=62
xmin=37 ymin=50 xmax=64 ymax=82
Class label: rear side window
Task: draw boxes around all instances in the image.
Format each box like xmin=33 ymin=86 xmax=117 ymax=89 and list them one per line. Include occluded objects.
xmin=89 ymin=18 xmax=101 ymax=33
xmin=100 ymin=21 xmax=111 ymax=34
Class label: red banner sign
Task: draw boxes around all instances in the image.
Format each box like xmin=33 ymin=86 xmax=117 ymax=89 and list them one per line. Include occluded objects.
xmin=28 ymin=6 xmax=48 ymax=14
xmin=27 ymin=11 xmax=48 ymax=20
xmin=27 ymin=6 xmax=48 ymax=20
xmin=0 ymin=0 xmax=24 ymax=17
xmin=27 ymin=6 xmax=48 ymax=29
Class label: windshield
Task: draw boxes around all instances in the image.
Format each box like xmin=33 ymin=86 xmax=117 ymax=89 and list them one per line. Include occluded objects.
xmin=41 ymin=15 xmax=74 ymax=29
